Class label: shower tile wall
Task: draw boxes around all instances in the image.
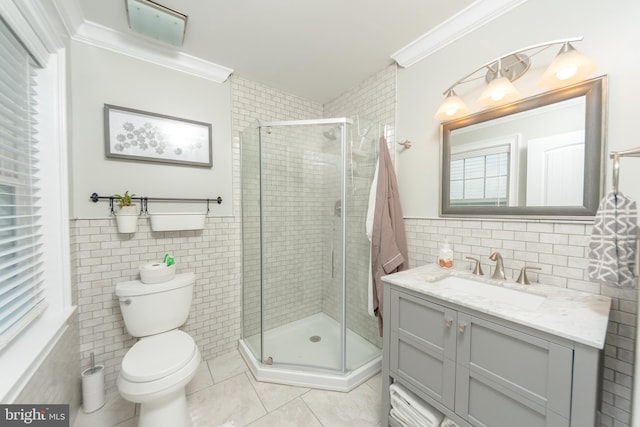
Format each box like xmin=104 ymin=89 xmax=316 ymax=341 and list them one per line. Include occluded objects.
xmin=259 ymin=125 xmax=326 ymax=332
xmin=404 ymin=217 xmax=636 ymax=427
xmin=322 ymin=65 xmax=398 ymax=349
xmin=233 ymin=76 xmax=324 ymax=338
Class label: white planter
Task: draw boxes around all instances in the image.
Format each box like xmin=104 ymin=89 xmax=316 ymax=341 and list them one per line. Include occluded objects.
xmin=149 ymin=212 xmax=206 ymax=231
xmin=116 ymin=205 xmax=139 ymax=233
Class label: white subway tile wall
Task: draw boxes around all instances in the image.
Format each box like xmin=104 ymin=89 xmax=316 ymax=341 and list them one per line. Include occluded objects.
xmin=72 ymin=218 xmax=241 ymax=393
xmin=405 ymin=217 xmax=636 ymax=427
xmin=234 ymin=76 xmax=326 ymax=341
xmin=323 ymin=65 xmax=397 ymax=348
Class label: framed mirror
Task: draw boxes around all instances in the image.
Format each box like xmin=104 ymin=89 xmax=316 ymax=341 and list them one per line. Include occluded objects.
xmin=440 ymin=76 xmax=607 ymax=219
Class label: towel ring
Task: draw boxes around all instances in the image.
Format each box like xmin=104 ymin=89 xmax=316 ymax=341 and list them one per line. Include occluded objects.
xmin=612 ymin=153 xmax=620 ymax=194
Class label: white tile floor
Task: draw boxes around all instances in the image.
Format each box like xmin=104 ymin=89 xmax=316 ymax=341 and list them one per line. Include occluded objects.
xmin=73 ymin=348 xmax=382 ymax=427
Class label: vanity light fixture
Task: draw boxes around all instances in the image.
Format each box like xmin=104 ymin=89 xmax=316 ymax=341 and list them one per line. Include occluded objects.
xmin=434 ymin=89 xmax=471 ymax=121
xmin=538 ymin=42 xmax=598 ymax=88
xmin=435 ymin=37 xmax=597 ymax=121
xmin=476 ymin=58 xmax=521 ymax=107
xmin=125 ymin=0 xmax=188 ymax=47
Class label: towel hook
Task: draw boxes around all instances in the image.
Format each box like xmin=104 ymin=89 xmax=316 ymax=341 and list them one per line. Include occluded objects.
xmin=612 ymin=153 xmax=620 ymax=195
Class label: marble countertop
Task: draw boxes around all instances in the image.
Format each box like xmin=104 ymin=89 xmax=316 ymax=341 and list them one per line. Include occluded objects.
xmin=382 ymin=264 xmax=611 ymax=349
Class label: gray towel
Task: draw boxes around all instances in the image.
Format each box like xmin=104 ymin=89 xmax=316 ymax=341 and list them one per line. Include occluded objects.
xmin=588 ymin=191 xmax=638 ymax=288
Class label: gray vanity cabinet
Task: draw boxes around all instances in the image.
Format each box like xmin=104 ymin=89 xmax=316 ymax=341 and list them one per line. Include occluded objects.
xmin=389 ymin=289 xmax=457 ymax=409
xmin=454 ymin=313 xmax=572 ymax=426
xmin=383 ymin=285 xmax=598 ymax=427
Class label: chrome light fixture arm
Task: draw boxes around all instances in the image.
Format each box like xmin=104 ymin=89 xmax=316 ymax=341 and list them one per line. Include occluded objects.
xmin=440 ymin=36 xmax=584 ymax=96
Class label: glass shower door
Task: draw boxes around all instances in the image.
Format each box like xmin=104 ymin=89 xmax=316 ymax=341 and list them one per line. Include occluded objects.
xmin=259 ymin=121 xmax=344 ymax=370
xmin=240 ymin=123 xmax=262 ymax=361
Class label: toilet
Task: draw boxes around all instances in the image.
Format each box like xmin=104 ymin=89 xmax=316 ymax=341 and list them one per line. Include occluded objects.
xmin=115 ymin=272 xmax=200 ymax=427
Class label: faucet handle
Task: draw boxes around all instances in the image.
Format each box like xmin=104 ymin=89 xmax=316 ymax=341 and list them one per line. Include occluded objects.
xmin=465 ymin=257 xmax=484 ymax=275
xmin=516 ymin=266 xmax=542 ymax=285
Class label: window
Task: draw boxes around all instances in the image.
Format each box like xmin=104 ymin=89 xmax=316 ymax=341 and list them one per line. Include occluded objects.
xmin=450 ymin=148 xmax=509 ymax=206
xmin=0 ymin=17 xmax=45 ymax=350
xmin=0 ymin=4 xmax=71 ymax=402
xmin=450 ymin=135 xmax=520 ymax=207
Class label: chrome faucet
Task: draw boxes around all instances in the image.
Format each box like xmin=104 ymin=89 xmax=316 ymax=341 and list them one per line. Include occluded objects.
xmin=489 ymin=252 xmax=507 ymax=280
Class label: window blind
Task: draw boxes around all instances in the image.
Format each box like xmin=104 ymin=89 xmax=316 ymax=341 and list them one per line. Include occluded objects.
xmin=0 ymin=17 xmax=45 ymax=351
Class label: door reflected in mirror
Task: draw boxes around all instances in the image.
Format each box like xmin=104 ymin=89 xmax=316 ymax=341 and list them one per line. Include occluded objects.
xmin=441 ymin=76 xmax=606 ymax=218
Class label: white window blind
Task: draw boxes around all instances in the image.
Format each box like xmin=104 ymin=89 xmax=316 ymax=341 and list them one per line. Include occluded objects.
xmin=450 ymin=145 xmax=510 ymax=207
xmin=0 ymin=17 xmax=45 ymax=351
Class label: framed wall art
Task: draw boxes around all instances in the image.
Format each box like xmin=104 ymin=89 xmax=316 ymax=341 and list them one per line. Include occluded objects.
xmin=104 ymin=104 xmax=212 ymax=167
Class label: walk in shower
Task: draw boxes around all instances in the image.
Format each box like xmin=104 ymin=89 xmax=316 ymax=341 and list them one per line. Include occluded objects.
xmin=240 ymin=118 xmax=383 ymax=391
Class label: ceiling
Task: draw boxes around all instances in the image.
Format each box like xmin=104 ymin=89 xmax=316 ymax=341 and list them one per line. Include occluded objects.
xmin=74 ymin=0 xmax=479 ymax=103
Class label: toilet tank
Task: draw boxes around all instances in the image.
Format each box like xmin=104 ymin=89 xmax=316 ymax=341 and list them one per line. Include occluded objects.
xmin=115 ymin=272 xmax=195 ymax=337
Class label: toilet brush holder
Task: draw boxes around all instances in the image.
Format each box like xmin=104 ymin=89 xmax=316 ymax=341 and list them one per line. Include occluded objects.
xmin=81 ymin=364 xmax=105 ymax=413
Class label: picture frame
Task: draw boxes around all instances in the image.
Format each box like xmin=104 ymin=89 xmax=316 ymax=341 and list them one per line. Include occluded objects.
xmin=104 ymin=104 xmax=212 ymax=167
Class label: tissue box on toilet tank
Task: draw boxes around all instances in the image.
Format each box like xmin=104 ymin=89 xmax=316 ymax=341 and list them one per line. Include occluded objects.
xmin=139 ymin=262 xmax=176 ymax=284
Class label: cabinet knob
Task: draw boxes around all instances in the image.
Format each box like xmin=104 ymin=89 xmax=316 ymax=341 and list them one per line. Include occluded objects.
xmin=458 ymin=322 xmax=467 ymax=334
xmin=445 ymin=318 xmax=453 ymax=328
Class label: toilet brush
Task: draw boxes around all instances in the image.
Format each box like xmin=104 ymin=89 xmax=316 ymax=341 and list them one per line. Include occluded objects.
xmin=82 ymin=352 xmax=105 ymax=413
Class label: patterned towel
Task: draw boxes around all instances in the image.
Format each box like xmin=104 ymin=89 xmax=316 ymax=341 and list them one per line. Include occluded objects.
xmin=588 ymin=191 xmax=638 ymax=288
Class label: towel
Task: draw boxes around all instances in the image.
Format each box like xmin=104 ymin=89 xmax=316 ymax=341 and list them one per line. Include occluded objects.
xmin=371 ymin=137 xmax=408 ymax=335
xmin=588 ymin=190 xmax=638 ymax=288
xmin=389 ymin=383 xmax=444 ymax=427
xmin=440 ymin=417 xmax=460 ymax=427
xmin=365 ymin=158 xmax=379 ymax=317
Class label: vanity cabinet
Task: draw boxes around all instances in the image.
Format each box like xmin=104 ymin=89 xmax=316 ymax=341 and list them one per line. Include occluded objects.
xmin=383 ymin=284 xmax=602 ymax=427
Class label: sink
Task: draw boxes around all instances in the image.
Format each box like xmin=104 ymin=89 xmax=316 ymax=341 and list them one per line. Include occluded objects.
xmin=436 ymin=276 xmax=546 ymax=311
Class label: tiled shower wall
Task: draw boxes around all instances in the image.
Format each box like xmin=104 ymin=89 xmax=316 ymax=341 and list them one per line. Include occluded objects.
xmin=245 ymin=125 xmax=327 ymax=336
xmin=404 ymin=217 xmax=636 ymax=427
xmin=233 ymin=76 xmax=325 ymax=340
xmin=322 ymin=65 xmax=398 ymax=348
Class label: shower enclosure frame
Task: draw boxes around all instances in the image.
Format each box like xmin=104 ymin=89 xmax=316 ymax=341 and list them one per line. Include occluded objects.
xmin=239 ymin=117 xmax=381 ymax=391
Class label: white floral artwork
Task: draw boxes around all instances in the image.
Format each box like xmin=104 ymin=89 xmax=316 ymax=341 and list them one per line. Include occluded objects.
xmin=105 ymin=105 xmax=212 ymax=167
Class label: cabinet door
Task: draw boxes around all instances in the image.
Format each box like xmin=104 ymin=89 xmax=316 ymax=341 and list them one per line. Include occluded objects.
xmin=455 ymin=313 xmax=572 ymax=427
xmin=389 ymin=289 xmax=457 ymax=409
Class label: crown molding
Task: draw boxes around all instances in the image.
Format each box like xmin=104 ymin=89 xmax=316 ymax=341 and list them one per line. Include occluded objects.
xmin=73 ymin=20 xmax=233 ymax=83
xmin=51 ymin=0 xmax=84 ymax=38
xmin=391 ymin=0 xmax=530 ymax=68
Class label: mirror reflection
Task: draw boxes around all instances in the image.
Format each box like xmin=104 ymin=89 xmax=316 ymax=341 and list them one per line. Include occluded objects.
xmin=441 ymin=77 xmax=606 ymax=218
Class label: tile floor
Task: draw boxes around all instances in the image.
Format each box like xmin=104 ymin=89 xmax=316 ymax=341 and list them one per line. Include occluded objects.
xmin=73 ymin=348 xmax=382 ymax=427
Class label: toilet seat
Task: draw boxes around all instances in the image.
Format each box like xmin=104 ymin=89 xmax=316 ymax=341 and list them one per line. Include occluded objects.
xmin=121 ymin=330 xmax=197 ymax=382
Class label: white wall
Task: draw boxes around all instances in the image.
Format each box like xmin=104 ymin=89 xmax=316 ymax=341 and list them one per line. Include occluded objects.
xmin=396 ymin=0 xmax=640 ymax=217
xmin=69 ymin=41 xmax=233 ymax=218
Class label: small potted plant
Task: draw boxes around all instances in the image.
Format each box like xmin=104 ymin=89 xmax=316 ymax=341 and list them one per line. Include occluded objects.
xmin=114 ymin=191 xmax=138 ymax=233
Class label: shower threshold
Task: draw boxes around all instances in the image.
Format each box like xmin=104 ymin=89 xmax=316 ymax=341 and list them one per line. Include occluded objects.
xmin=239 ymin=313 xmax=381 ymax=392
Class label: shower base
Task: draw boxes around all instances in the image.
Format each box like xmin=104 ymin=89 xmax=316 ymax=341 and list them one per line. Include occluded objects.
xmin=239 ymin=313 xmax=381 ymax=392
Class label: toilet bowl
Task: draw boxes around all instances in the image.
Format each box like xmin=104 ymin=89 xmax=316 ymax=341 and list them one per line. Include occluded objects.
xmin=117 ymin=331 xmax=200 ymax=427
xmin=115 ymin=273 xmax=200 ymax=427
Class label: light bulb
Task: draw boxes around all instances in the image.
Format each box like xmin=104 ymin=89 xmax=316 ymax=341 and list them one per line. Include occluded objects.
xmin=556 ymin=66 xmax=577 ymax=80
xmin=477 ymin=75 xmax=519 ymax=107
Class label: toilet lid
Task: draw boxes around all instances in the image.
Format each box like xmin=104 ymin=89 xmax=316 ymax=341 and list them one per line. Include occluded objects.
xmin=121 ymin=330 xmax=197 ymax=382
